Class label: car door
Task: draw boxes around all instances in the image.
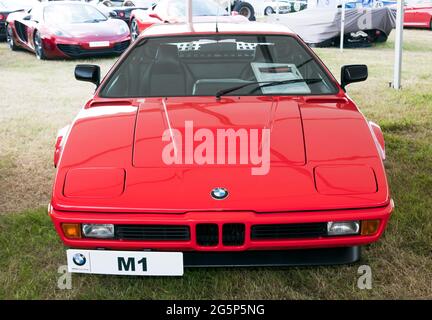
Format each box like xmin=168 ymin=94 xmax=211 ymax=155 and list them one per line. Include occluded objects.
xmin=25 ymin=6 xmax=43 ymax=50
xmin=13 ymin=9 xmax=32 ymax=46
xmin=404 ymin=5 xmax=416 ymax=26
xmin=416 ymin=6 xmax=432 ymax=27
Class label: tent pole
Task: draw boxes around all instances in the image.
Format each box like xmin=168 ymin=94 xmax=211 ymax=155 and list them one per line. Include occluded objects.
xmin=187 ymin=0 xmax=192 ymax=25
xmin=340 ymin=0 xmax=345 ymax=52
xmin=393 ymin=0 xmax=404 ymax=89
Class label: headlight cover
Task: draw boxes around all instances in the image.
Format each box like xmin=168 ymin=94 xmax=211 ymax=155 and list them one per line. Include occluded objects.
xmin=327 ymin=221 xmax=360 ymax=236
xmin=82 ymin=224 xmax=115 ymax=239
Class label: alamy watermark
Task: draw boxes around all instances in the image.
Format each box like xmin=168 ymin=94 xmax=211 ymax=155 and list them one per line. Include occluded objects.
xmin=161 ymin=121 xmax=271 ymax=175
xmin=357 ymin=265 xmax=372 ymax=290
xmin=57 ymin=265 xmax=72 ymax=290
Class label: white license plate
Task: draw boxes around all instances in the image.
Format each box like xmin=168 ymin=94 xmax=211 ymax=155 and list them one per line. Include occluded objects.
xmin=67 ymin=249 xmax=183 ymax=276
xmin=89 ymin=41 xmax=110 ymax=48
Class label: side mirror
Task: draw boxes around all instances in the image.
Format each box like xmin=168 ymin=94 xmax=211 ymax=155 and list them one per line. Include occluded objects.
xmin=108 ymin=11 xmax=118 ymax=18
xmin=75 ymin=64 xmax=101 ymax=87
xmin=341 ymin=64 xmax=368 ymax=90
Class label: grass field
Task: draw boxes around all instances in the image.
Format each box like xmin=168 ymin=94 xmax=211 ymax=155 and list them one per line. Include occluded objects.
xmin=0 ymin=29 xmax=431 ymax=299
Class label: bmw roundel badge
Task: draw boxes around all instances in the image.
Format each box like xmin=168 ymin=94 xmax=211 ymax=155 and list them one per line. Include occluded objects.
xmin=211 ymin=187 xmax=229 ymax=200
xmin=72 ymin=253 xmax=87 ymax=266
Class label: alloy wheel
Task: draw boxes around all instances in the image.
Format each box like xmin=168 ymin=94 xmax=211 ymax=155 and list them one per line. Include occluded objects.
xmin=131 ymin=19 xmax=139 ymax=42
xmin=264 ymin=6 xmax=274 ymax=15
xmin=239 ymin=7 xmax=252 ymax=19
xmin=34 ymin=32 xmax=44 ymax=60
xmin=6 ymin=25 xmax=16 ymax=50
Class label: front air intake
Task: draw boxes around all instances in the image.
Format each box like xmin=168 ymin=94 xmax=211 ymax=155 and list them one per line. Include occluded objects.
xmin=196 ymin=224 xmax=218 ymax=246
xmin=115 ymin=225 xmax=190 ymax=241
xmin=223 ymin=224 xmax=245 ymax=246
xmin=251 ymin=223 xmax=327 ymax=240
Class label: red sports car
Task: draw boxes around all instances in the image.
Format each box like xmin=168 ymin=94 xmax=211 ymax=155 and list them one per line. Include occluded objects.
xmin=404 ymin=1 xmax=432 ymax=29
xmin=6 ymin=1 xmax=131 ymax=59
xmin=129 ymin=0 xmax=248 ymax=42
xmin=50 ymin=22 xmax=393 ymax=275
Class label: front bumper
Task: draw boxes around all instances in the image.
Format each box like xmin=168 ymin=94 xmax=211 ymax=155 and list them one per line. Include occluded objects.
xmin=49 ymin=201 xmax=393 ymax=252
xmin=183 ymin=247 xmax=361 ymax=267
xmin=273 ymin=6 xmax=291 ymax=14
xmin=41 ymin=36 xmax=131 ymax=59
xmin=56 ymin=41 xmax=130 ymax=58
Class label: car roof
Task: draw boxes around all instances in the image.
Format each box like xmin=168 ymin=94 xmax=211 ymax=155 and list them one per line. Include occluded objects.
xmin=38 ymin=1 xmax=94 ymax=8
xmin=140 ymin=22 xmax=295 ymax=38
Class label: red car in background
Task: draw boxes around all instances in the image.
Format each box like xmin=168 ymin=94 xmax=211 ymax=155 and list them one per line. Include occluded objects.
xmin=129 ymin=0 xmax=248 ymax=41
xmin=6 ymin=1 xmax=131 ymax=59
xmin=404 ymin=0 xmax=432 ymax=29
xmin=0 ymin=0 xmax=38 ymax=40
xmin=50 ymin=22 xmax=393 ymax=275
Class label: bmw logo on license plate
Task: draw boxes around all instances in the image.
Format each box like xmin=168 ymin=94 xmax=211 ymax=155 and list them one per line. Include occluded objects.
xmin=72 ymin=253 xmax=87 ymax=266
xmin=211 ymin=187 xmax=229 ymax=200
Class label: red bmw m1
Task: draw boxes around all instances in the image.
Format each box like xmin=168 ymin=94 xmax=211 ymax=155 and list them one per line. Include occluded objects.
xmin=50 ymin=21 xmax=393 ymax=276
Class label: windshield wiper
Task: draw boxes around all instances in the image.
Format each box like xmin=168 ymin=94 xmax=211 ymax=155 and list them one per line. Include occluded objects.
xmin=215 ymin=78 xmax=323 ymax=99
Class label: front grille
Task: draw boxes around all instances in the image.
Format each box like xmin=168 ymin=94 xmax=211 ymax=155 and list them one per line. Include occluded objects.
xmin=251 ymin=223 xmax=327 ymax=240
xmin=57 ymin=40 xmax=130 ymax=58
xmin=115 ymin=225 xmax=190 ymax=241
xmin=223 ymin=224 xmax=245 ymax=246
xmin=196 ymin=224 xmax=218 ymax=246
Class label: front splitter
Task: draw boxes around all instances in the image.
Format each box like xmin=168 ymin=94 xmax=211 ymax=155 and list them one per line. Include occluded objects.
xmin=183 ymin=246 xmax=361 ymax=267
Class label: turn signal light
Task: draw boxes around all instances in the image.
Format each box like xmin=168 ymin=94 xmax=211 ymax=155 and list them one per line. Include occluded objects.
xmin=62 ymin=223 xmax=82 ymax=239
xmin=361 ymin=220 xmax=380 ymax=236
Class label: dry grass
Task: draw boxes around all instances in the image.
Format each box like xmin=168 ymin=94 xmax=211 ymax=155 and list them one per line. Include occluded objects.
xmin=0 ymin=29 xmax=431 ymax=299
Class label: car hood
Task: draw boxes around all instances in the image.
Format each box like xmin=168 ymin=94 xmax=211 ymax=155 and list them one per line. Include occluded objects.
xmin=52 ymin=96 xmax=390 ymax=213
xmin=53 ymin=19 xmax=128 ymax=39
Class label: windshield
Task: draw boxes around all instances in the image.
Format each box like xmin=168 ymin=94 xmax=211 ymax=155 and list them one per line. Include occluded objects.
xmin=44 ymin=4 xmax=107 ymax=24
xmin=100 ymin=35 xmax=339 ymax=98
xmin=165 ymin=0 xmax=228 ymax=17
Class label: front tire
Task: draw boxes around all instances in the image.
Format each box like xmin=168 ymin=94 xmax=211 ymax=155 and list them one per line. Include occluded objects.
xmin=233 ymin=2 xmax=256 ymax=21
xmin=264 ymin=6 xmax=274 ymax=16
xmin=34 ymin=31 xmax=47 ymax=60
xmin=130 ymin=18 xmax=140 ymax=42
xmin=6 ymin=24 xmax=18 ymax=51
